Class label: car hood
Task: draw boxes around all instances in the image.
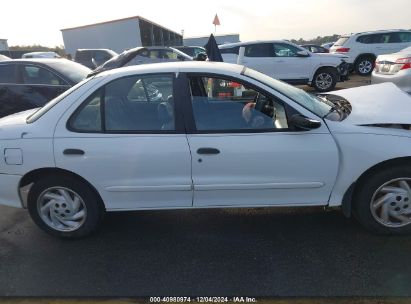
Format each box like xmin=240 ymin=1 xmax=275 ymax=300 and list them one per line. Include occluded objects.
xmin=329 ymin=82 xmax=411 ymax=126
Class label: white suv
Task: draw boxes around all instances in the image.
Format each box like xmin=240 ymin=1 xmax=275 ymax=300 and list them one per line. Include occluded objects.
xmin=330 ymin=30 xmax=411 ymax=76
xmin=219 ymin=40 xmax=349 ymax=92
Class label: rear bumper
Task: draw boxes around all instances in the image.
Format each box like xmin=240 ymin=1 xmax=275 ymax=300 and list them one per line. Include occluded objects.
xmin=371 ymin=71 xmax=411 ymax=94
xmin=0 ymin=174 xmax=23 ymax=208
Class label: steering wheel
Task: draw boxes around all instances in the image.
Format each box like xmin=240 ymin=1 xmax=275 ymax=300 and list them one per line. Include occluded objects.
xmin=246 ymin=93 xmax=277 ymax=128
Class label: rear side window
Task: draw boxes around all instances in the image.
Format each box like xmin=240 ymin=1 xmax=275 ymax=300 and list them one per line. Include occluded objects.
xmin=357 ymin=33 xmax=401 ymax=44
xmin=356 ymin=35 xmax=375 ymax=44
xmin=244 ymin=43 xmax=274 ymax=57
xmin=0 ymin=64 xmax=18 ymax=83
xmin=69 ymin=74 xmax=175 ymax=133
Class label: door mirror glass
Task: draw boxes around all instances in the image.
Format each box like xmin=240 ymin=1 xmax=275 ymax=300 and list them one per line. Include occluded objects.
xmin=289 ymin=114 xmax=321 ymax=130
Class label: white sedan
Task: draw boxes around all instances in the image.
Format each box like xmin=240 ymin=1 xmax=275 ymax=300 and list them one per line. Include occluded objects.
xmin=1 ymin=62 xmax=411 ymax=238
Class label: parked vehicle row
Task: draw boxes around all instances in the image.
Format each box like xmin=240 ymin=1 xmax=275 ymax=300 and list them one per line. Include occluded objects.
xmin=1 ymin=61 xmax=411 ymax=238
xmin=0 ymin=59 xmax=91 ymax=118
xmin=219 ymin=40 xmax=349 ymax=92
xmin=330 ymin=29 xmax=411 ymax=75
xmin=372 ymin=46 xmax=411 ymax=94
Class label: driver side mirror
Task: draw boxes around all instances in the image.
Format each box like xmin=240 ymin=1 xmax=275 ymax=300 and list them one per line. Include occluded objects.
xmin=290 ymin=114 xmax=321 ymax=130
xmin=296 ymin=50 xmax=310 ymax=57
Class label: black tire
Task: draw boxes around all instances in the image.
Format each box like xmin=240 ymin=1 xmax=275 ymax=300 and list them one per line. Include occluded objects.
xmin=28 ymin=175 xmax=105 ymax=238
xmin=354 ymin=56 xmax=375 ymax=76
xmin=312 ymin=68 xmax=338 ymax=92
xmin=353 ymin=166 xmax=411 ymax=235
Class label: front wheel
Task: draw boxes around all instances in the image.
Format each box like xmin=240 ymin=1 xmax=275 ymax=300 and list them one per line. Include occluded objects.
xmin=312 ymin=68 xmax=337 ymax=92
xmin=353 ymin=167 xmax=411 ymax=235
xmin=28 ymin=176 xmax=105 ymax=238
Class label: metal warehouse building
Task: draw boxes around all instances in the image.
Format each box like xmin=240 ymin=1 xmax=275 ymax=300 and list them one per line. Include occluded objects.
xmin=61 ymin=16 xmax=183 ymax=57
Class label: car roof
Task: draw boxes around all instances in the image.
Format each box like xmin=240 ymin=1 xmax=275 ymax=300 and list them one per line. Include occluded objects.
xmin=342 ymin=29 xmax=411 ymax=37
xmin=96 ymin=61 xmax=244 ymax=78
xmin=0 ymin=58 xmax=66 ymax=65
xmin=219 ymin=40 xmax=293 ymax=48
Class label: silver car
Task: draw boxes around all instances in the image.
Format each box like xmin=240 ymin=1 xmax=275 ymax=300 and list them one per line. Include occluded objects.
xmin=372 ymin=46 xmax=411 ymax=94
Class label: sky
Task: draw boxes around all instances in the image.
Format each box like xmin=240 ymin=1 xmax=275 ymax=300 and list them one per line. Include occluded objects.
xmin=1 ymin=0 xmax=410 ymax=47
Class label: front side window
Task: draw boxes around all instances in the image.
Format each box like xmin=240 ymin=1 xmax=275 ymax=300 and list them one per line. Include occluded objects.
xmin=22 ymin=65 xmax=64 ymax=85
xmin=273 ymin=43 xmax=301 ymax=57
xmin=244 ymin=43 xmax=274 ymax=57
xmin=70 ymin=74 xmax=175 ymax=132
xmin=189 ymin=75 xmax=288 ymax=131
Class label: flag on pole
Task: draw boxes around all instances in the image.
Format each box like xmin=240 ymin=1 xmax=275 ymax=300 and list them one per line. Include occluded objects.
xmin=213 ymin=14 xmax=220 ymax=26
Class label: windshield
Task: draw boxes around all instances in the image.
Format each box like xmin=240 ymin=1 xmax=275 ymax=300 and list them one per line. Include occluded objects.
xmin=46 ymin=60 xmax=91 ymax=83
xmin=26 ymin=77 xmax=93 ymax=123
xmin=334 ymin=37 xmax=349 ymax=46
xmin=244 ymin=68 xmax=332 ymax=117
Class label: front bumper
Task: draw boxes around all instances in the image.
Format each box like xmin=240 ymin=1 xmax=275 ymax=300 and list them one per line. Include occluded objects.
xmin=337 ymin=61 xmax=350 ymax=81
xmin=0 ymin=174 xmax=23 ymax=208
xmin=371 ymin=70 xmax=411 ymax=94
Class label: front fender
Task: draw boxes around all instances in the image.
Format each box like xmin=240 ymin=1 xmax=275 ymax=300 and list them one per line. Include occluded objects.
xmin=328 ymin=132 xmax=411 ymax=207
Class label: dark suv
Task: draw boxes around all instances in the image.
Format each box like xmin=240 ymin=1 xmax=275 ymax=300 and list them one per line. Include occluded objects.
xmin=0 ymin=59 xmax=90 ymax=118
xmin=74 ymin=49 xmax=118 ymax=69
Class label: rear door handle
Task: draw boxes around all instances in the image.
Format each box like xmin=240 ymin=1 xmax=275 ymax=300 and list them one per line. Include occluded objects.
xmin=63 ymin=149 xmax=85 ymax=156
xmin=197 ymin=148 xmax=220 ymax=155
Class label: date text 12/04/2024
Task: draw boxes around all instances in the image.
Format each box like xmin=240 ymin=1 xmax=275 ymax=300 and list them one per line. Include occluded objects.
xmin=149 ymin=297 xmax=257 ymax=303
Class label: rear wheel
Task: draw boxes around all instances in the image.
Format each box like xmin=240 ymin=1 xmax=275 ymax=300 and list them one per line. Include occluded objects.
xmin=312 ymin=68 xmax=337 ymax=92
xmin=28 ymin=176 xmax=105 ymax=238
xmin=353 ymin=166 xmax=411 ymax=235
xmin=355 ymin=56 xmax=374 ymax=76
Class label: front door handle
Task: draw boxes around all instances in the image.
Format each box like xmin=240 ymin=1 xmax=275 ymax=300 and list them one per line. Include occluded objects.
xmin=197 ymin=148 xmax=220 ymax=155
xmin=63 ymin=149 xmax=85 ymax=156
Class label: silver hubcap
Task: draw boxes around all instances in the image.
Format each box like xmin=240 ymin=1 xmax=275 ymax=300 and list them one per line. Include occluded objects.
xmin=315 ymin=73 xmax=333 ymax=90
xmin=358 ymin=60 xmax=373 ymax=74
xmin=370 ymin=178 xmax=411 ymax=228
xmin=37 ymin=187 xmax=87 ymax=232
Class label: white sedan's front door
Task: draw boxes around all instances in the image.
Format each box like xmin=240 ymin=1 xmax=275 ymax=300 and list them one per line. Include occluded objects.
xmin=54 ymin=73 xmax=193 ymax=211
xmin=187 ymin=74 xmax=339 ymax=207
